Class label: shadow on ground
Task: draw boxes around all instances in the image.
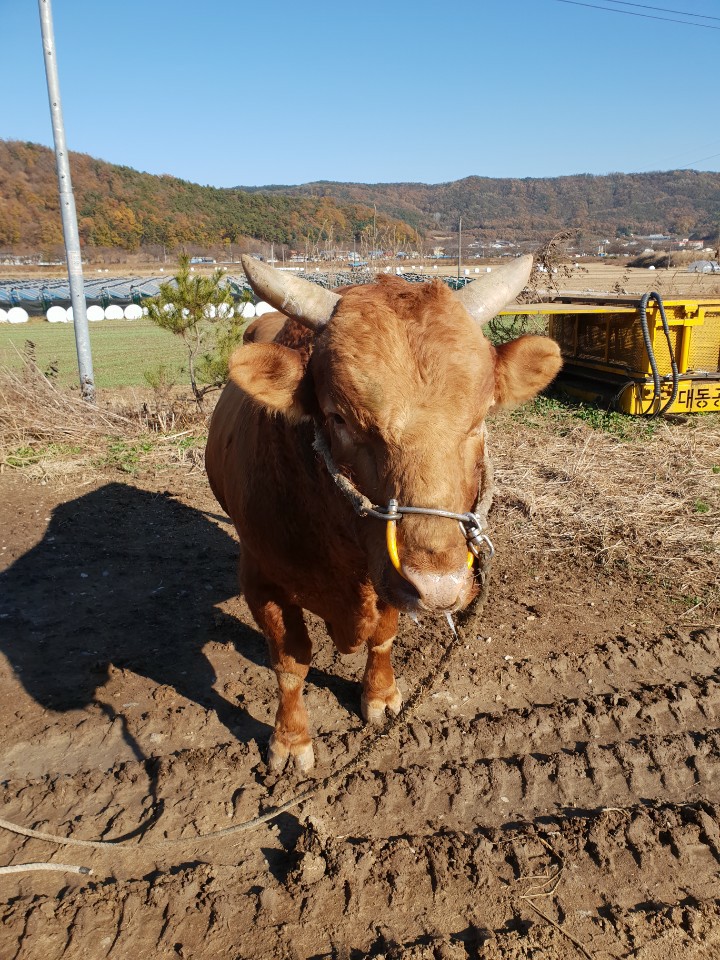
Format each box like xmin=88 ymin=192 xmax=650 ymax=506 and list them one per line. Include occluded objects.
xmin=0 ymin=482 xmax=272 ymax=746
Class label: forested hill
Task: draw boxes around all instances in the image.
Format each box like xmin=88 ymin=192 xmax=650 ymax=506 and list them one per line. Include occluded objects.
xmin=3 ymin=139 xmax=720 ymax=253
xmin=0 ymin=141 xmax=417 ymax=252
xmin=241 ymin=170 xmax=720 ymax=242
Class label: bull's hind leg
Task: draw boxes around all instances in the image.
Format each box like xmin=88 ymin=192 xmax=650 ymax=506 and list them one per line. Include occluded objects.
xmin=242 ymin=562 xmax=314 ymax=774
xmin=361 ymin=606 xmax=402 ymax=724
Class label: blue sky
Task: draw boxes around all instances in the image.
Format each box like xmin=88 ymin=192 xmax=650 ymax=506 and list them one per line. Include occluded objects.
xmin=2 ymin=0 xmax=720 ymax=187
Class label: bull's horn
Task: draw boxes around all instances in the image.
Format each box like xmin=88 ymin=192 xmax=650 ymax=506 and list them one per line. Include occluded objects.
xmin=241 ymin=255 xmax=340 ymax=330
xmin=455 ymin=255 xmax=533 ymax=325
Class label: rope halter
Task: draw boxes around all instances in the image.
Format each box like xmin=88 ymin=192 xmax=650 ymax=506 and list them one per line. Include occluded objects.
xmin=312 ymin=425 xmax=495 ymax=577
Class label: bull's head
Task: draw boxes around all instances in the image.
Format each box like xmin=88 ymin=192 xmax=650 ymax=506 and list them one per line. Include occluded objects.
xmin=230 ymin=255 xmax=561 ymax=614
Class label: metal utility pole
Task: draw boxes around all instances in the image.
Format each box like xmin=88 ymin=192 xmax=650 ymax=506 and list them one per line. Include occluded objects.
xmin=38 ymin=0 xmax=95 ymax=401
xmin=457 ymin=217 xmax=462 ymax=282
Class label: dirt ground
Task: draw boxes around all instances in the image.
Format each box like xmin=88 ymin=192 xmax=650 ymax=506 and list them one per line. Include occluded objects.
xmin=0 ymin=406 xmax=719 ymax=960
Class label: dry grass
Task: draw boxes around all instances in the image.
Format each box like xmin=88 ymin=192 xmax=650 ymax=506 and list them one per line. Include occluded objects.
xmin=0 ymin=349 xmax=135 ymax=447
xmin=0 ymin=347 xmax=208 ymax=480
xmin=492 ymin=405 xmax=720 ymax=620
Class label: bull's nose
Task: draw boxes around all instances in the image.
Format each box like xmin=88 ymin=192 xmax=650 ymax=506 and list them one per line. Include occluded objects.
xmin=399 ymin=566 xmax=467 ymax=611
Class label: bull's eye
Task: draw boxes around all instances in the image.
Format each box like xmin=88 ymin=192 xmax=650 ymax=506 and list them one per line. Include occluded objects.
xmin=326 ymin=411 xmax=352 ymax=445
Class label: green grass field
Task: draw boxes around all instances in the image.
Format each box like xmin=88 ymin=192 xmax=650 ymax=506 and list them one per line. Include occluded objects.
xmin=0 ymin=318 xmax=186 ymax=388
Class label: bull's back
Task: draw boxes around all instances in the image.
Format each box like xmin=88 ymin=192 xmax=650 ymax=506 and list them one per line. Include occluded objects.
xmin=243 ymin=312 xmax=287 ymax=344
xmin=205 ymin=380 xmax=251 ymax=518
xmin=205 ymin=378 xmax=315 ymax=554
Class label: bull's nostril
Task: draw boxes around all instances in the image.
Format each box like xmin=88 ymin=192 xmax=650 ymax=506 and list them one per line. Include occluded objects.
xmin=388 ymin=567 xmax=422 ymax=604
xmin=400 ymin=566 xmax=466 ymax=611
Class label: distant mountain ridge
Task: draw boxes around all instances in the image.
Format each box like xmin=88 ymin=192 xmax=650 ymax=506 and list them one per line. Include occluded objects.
xmin=239 ymin=171 xmax=720 ymax=242
xmin=0 ymin=141 xmax=417 ymax=253
xmin=2 ymin=139 xmax=719 ymax=253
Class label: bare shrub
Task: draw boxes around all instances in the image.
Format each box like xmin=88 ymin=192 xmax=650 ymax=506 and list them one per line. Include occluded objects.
xmin=486 ymin=232 xmax=578 ymax=344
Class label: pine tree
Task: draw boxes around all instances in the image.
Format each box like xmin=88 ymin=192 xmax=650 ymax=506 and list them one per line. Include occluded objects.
xmin=143 ymin=256 xmax=247 ymax=406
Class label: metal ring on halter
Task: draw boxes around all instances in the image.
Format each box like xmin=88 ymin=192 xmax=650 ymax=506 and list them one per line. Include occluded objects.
xmin=382 ymin=498 xmax=493 ymax=576
xmin=462 ymin=518 xmax=496 ymax=561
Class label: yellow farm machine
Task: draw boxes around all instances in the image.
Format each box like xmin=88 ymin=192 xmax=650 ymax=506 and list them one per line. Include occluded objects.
xmin=501 ymin=293 xmax=720 ymax=415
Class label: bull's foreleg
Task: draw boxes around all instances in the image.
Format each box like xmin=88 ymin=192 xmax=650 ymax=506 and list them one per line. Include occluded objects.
xmin=269 ymin=648 xmax=315 ymax=774
xmin=361 ymin=606 xmax=402 ymax=724
xmin=243 ymin=568 xmax=314 ymax=774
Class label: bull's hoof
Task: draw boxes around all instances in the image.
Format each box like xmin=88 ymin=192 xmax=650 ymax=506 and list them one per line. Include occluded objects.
xmin=361 ymin=685 xmax=403 ymax=724
xmin=267 ymin=734 xmax=315 ymax=774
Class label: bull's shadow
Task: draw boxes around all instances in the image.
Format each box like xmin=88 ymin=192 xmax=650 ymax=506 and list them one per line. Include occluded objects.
xmin=0 ymin=482 xmax=273 ymax=746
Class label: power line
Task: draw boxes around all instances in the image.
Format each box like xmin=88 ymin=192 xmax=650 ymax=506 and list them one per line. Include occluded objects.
xmin=604 ymin=0 xmax=720 ymax=22
xmin=676 ymin=150 xmax=720 ymax=167
xmin=553 ymin=0 xmax=720 ymax=29
xmin=654 ymin=138 xmax=720 ymax=168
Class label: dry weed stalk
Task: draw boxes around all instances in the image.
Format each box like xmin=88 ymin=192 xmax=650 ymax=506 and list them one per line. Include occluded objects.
xmin=522 ymin=231 xmax=578 ymax=302
xmin=0 ymin=348 xmax=208 ymax=477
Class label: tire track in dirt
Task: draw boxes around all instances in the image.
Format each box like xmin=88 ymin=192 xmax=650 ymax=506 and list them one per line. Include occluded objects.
xmin=403 ymin=669 xmax=720 ymax=760
xmin=4 ymin=722 xmax=715 ymax=860
xmin=317 ymin=626 xmax=720 ymax=835
xmin=2 ymin=602 xmax=720 ymax=957
xmin=2 ymin=801 xmax=720 ymax=959
xmin=332 ymin=727 xmax=720 ymax=832
xmin=406 ymin=625 xmax=720 ymax=716
xmin=5 ymin=675 xmax=717 ymax=862
xmin=2 ymin=629 xmax=719 ymax=861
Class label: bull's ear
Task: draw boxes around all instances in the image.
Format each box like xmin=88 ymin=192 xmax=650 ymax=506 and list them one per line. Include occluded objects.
xmin=228 ymin=343 xmax=311 ymax=422
xmin=493 ymin=335 xmax=562 ymax=409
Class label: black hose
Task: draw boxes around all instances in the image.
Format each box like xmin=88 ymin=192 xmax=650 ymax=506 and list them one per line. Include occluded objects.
xmin=638 ymin=291 xmax=680 ymax=417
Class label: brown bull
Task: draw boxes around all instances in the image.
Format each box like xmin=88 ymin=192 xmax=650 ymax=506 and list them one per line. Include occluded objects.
xmin=205 ymin=255 xmax=561 ymax=773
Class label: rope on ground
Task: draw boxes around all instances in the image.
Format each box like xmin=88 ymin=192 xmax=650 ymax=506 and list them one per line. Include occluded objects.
xmin=0 ymin=588 xmax=487 ymax=855
xmin=0 ymin=862 xmax=92 ymax=876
